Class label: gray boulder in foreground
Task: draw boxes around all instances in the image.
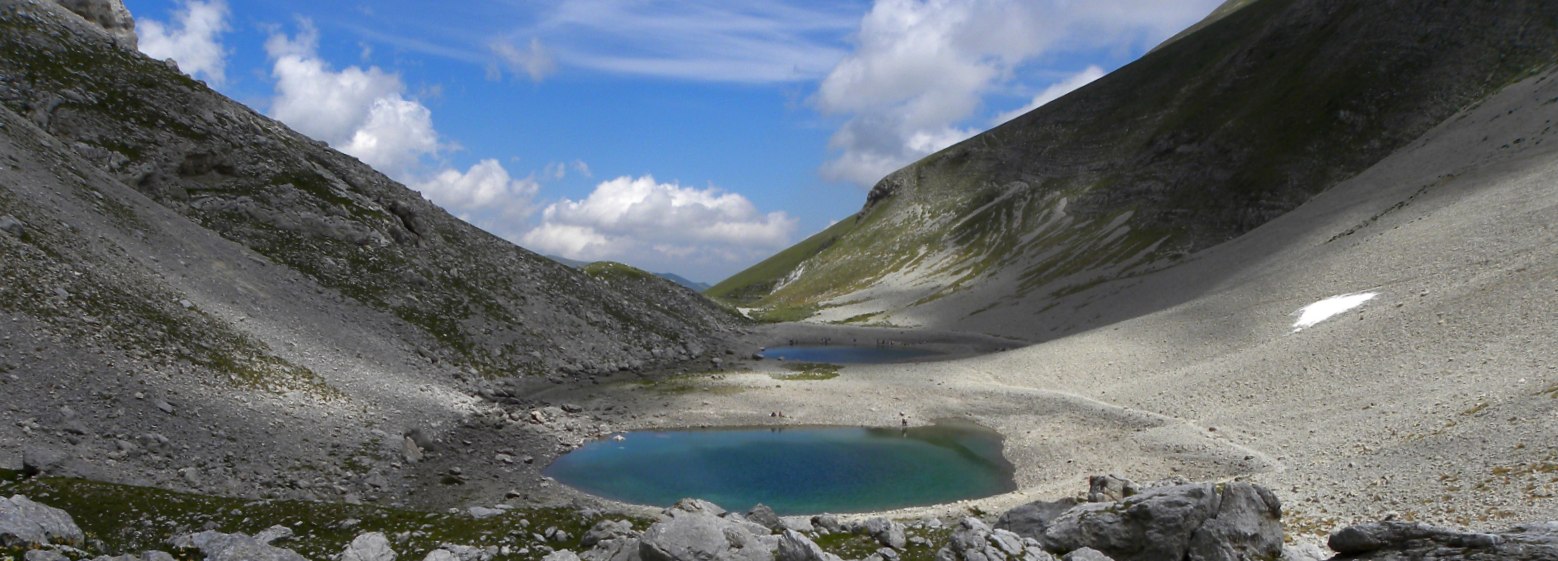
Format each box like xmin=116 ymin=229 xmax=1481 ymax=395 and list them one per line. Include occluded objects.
xmin=777 ymin=529 xmax=842 ymax=561
xmin=87 ymin=553 xmax=177 ymax=561
xmin=638 ymin=499 xmax=777 ymax=561
xmin=338 ymin=531 xmax=397 ymax=561
xmin=1034 ymin=481 xmax=1281 ymax=561
xmin=996 ymin=498 xmax=1080 ymax=541
xmin=935 ymin=517 xmax=1058 ymax=561
xmin=580 ymin=519 xmax=642 ymax=561
xmin=169 ymin=529 xmax=308 ymax=561
xmin=0 ymin=495 xmax=84 ymax=547
xmin=861 ymin=517 xmax=907 ymax=550
xmin=1059 ymin=548 xmax=1113 ymax=561
xmin=1326 ymin=520 xmax=1558 ymax=560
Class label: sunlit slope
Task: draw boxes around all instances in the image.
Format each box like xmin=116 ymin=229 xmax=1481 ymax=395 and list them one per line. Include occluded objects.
xmin=714 ymin=0 xmax=1558 ymax=331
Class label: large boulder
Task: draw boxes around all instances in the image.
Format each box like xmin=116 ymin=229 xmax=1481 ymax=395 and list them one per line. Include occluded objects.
xmin=1060 ymin=549 xmax=1113 ymax=561
xmin=51 ymin=0 xmax=137 ymax=48
xmin=0 ymin=495 xmax=84 ymax=547
xmin=638 ymin=500 xmax=776 ymax=561
xmin=935 ymin=517 xmax=1058 ymax=561
xmin=776 ymin=530 xmax=842 ymax=561
xmin=996 ymin=498 xmax=1080 ymax=540
xmin=583 ymin=520 xmax=639 ymax=548
xmin=422 ymin=545 xmax=497 ymax=561
xmin=1326 ymin=520 xmax=1558 ymax=560
xmin=746 ymin=505 xmax=785 ymax=533
xmin=169 ymin=529 xmax=308 ymax=561
xmin=860 ymin=518 xmax=907 ymax=550
xmin=86 ymin=552 xmax=176 ymax=561
xmin=1185 ymin=484 xmax=1284 ymax=561
xmin=580 ymin=520 xmax=642 ymax=561
xmin=1039 ymin=482 xmax=1282 ymax=561
xmin=543 ymin=552 xmax=582 ymax=561
xmin=338 ymin=532 xmax=397 ymax=561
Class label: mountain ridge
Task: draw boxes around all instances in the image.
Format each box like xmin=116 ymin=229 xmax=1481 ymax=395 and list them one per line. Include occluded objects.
xmin=710 ymin=0 xmax=1558 ymax=335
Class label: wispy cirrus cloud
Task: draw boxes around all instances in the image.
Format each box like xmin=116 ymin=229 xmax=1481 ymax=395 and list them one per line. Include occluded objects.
xmin=334 ymin=1 xmax=861 ymax=84
xmin=531 ymin=0 xmax=860 ymax=83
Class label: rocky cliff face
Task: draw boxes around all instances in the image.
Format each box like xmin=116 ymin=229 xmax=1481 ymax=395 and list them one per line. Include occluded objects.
xmin=710 ymin=0 xmax=1558 ymax=336
xmin=51 ymin=0 xmax=133 ymax=48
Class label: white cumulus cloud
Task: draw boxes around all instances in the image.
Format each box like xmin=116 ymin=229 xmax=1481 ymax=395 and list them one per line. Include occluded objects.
xmin=265 ymin=21 xmax=438 ymax=178
xmin=262 ymin=23 xmax=540 ymax=244
xmin=521 ymin=175 xmax=796 ymax=270
xmin=817 ymin=0 xmax=1220 ymax=187
xmin=137 ymin=0 xmax=230 ymax=85
xmin=417 ymin=159 xmax=540 ymax=229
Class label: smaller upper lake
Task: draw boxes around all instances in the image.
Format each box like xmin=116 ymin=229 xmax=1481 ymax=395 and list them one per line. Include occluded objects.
xmin=760 ymin=345 xmax=942 ymax=364
xmin=544 ymin=421 xmax=1014 ymax=515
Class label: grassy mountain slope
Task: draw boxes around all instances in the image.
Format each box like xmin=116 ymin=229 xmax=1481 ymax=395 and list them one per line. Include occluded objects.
xmin=713 ymin=0 xmax=1558 ymax=334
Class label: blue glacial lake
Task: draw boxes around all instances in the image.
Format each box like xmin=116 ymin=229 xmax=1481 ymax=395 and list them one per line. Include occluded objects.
xmin=543 ymin=422 xmax=1014 ymax=515
xmin=759 ymin=345 xmax=942 ymax=364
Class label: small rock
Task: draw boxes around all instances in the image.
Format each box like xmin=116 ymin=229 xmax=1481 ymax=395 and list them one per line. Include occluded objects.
xmin=746 ymin=504 xmax=785 ymax=533
xmin=178 ymin=467 xmax=201 ymax=486
xmin=254 ymin=525 xmax=294 ymax=544
xmin=542 ymin=551 xmax=580 ymax=561
xmin=1061 ymin=548 xmax=1114 ymax=561
xmin=0 ymin=215 xmax=23 ymax=237
xmin=338 ymin=531 xmax=396 ymax=561
xmin=402 ymin=437 xmax=423 ymax=463
xmin=24 ymin=550 xmax=68 ymax=561
xmin=21 ymin=447 xmax=66 ymax=477
xmin=812 ymin=514 xmax=843 ymax=534
xmin=861 ymin=518 xmax=906 ymax=550
xmin=468 ymin=507 xmax=503 ymax=520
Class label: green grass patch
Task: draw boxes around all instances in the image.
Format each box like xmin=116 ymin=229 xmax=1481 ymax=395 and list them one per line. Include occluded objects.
xmin=0 ymin=469 xmax=642 ymax=561
xmin=706 ymin=216 xmax=860 ymax=304
xmin=812 ymin=525 xmax=949 ymax=561
xmin=581 ymin=261 xmax=655 ymax=282
xmin=770 ymin=362 xmax=840 ymax=381
xmin=745 ymin=302 xmax=819 ymax=323
xmin=632 ymin=373 xmax=747 ymax=396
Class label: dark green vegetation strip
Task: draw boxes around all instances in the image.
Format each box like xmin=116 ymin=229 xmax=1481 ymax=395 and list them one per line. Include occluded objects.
xmin=0 ymin=470 xmax=644 ymax=561
xmin=0 ymin=470 xmax=963 ymax=561
xmin=771 ymin=362 xmax=841 ymax=381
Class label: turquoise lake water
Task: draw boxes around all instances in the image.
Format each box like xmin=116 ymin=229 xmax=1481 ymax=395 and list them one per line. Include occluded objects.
xmin=758 ymin=345 xmax=942 ymax=364
xmin=542 ymin=422 xmax=1014 ymax=515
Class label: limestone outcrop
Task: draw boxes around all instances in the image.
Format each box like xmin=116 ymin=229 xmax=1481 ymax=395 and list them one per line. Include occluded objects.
xmin=52 ymin=0 xmax=134 ymax=48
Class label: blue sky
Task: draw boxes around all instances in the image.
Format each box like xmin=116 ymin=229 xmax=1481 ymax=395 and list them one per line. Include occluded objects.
xmin=126 ymin=0 xmax=1221 ymax=283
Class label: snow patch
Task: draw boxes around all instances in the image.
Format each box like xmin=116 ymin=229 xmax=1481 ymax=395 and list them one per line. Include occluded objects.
xmin=1292 ymin=292 xmax=1377 ymax=332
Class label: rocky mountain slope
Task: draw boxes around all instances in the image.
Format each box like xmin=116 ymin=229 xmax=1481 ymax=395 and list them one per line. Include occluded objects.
xmin=709 ymin=0 xmax=1558 ymax=337
xmin=0 ymin=0 xmax=745 ymax=504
